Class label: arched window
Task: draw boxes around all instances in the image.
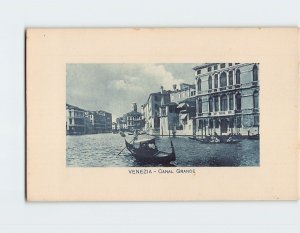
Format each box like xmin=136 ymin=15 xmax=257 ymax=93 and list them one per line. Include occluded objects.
xmin=253 ymin=91 xmax=259 ymax=109
xmin=253 ymin=65 xmax=258 ymax=81
xmin=197 ymin=78 xmax=201 ymax=92
xmin=229 ymin=71 xmax=233 ymax=86
xmin=208 ymin=76 xmax=212 ymax=90
xmin=220 ymin=94 xmax=228 ymax=111
xmin=209 ymin=97 xmax=213 ymax=112
xmin=220 ymin=72 xmax=227 ymax=87
xmin=198 ymin=98 xmax=202 ymax=113
xmin=229 ymin=93 xmax=234 ymax=110
xmin=214 ymin=96 xmax=219 ymax=111
xmin=235 ymin=69 xmax=241 ymax=84
xmin=214 ymin=74 xmax=218 ymax=88
xmin=236 ymin=93 xmax=241 ymax=110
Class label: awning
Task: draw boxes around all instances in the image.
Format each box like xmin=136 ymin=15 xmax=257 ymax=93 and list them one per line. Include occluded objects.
xmin=180 ymin=114 xmax=188 ymax=120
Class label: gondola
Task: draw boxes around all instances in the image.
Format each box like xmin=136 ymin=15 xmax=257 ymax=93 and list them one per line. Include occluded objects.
xmin=248 ymin=134 xmax=259 ymax=140
xmin=125 ymin=138 xmax=176 ymax=163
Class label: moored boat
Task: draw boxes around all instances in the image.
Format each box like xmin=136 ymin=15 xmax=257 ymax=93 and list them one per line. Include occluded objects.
xmin=248 ymin=134 xmax=259 ymax=140
xmin=120 ymin=131 xmax=126 ymax=137
xmin=188 ymin=136 xmax=240 ymax=144
xmin=125 ymin=138 xmax=176 ymax=163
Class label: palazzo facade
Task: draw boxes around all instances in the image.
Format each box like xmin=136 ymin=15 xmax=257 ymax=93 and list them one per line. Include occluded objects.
xmin=194 ymin=63 xmax=259 ymax=136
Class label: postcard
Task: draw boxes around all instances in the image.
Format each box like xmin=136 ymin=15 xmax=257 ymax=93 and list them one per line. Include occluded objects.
xmin=26 ymin=28 xmax=299 ymax=201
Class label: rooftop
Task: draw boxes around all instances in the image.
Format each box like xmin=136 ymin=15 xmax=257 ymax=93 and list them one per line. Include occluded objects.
xmin=193 ymin=63 xmax=218 ymax=70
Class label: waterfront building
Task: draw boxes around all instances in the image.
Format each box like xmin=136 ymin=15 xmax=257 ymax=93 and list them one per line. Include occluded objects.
xmin=122 ymin=103 xmax=144 ymax=131
xmin=66 ymin=104 xmax=85 ymax=135
xmin=142 ymin=87 xmax=171 ymax=135
xmin=177 ymin=99 xmax=196 ymax=135
xmin=171 ymin=83 xmax=197 ymax=136
xmin=193 ymin=63 xmax=259 ymax=137
xmin=160 ymin=83 xmax=197 ymax=136
xmin=112 ymin=122 xmax=117 ymax=132
xmin=116 ymin=117 xmax=126 ymax=131
xmin=85 ymin=110 xmax=112 ymax=133
xmin=66 ymin=104 xmax=112 ymax=135
xmin=159 ymin=87 xmax=179 ymax=136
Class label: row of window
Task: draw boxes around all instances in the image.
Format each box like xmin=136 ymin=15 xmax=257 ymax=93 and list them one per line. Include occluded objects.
xmin=196 ymin=63 xmax=240 ymax=75
xmin=198 ymin=91 xmax=259 ymax=113
xmin=198 ymin=115 xmax=259 ymax=129
xmin=127 ymin=116 xmax=142 ymax=120
xmin=197 ymin=65 xmax=258 ymax=91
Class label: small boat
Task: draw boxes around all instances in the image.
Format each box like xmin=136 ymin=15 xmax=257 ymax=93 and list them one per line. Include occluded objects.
xmin=120 ymin=131 xmax=126 ymax=137
xmin=127 ymin=132 xmax=134 ymax=135
xmin=248 ymin=134 xmax=259 ymax=140
xmin=125 ymin=138 xmax=176 ymax=163
xmin=189 ymin=136 xmax=240 ymax=144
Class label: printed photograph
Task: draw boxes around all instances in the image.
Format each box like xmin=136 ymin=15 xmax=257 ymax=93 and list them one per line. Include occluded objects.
xmin=66 ymin=63 xmax=260 ymax=167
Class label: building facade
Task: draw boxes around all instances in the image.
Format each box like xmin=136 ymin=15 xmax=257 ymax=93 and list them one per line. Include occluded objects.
xmin=116 ymin=117 xmax=126 ymax=131
xmin=177 ymin=99 xmax=196 ymax=136
xmin=66 ymin=104 xmax=112 ymax=135
xmin=122 ymin=103 xmax=144 ymax=131
xmin=142 ymin=87 xmax=171 ymax=135
xmin=194 ymin=63 xmax=259 ymax=137
xmin=85 ymin=110 xmax=112 ymax=134
xmin=170 ymin=83 xmax=196 ymax=103
xmin=66 ymin=104 xmax=86 ymax=135
xmin=160 ymin=83 xmax=197 ymax=136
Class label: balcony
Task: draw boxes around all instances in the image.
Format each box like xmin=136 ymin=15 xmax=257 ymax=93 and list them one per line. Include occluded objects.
xmin=195 ymin=81 xmax=259 ymax=96
xmin=211 ymin=110 xmax=235 ymax=116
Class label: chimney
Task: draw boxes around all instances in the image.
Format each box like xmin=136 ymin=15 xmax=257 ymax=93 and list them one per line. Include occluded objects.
xmin=173 ymin=84 xmax=177 ymax=91
xmin=160 ymin=86 xmax=164 ymax=94
xmin=131 ymin=102 xmax=137 ymax=112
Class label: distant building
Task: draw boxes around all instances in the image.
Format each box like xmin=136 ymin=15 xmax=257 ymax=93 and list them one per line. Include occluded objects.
xmin=85 ymin=110 xmax=112 ymax=133
xmin=122 ymin=103 xmax=144 ymax=131
xmin=193 ymin=63 xmax=259 ymax=136
xmin=66 ymin=104 xmax=112 ymax=135
xmin=112 ymin=122 xmax=117 ymax=132
xmin=159 ymin=102 xmax=179 ymax=136
xmin=66 ymin=104 xmax=86 ymax=135
xmin=160 ymin=83 xmax=197 ymax=136
xmin=116 ymin=117 xmax=126 ymax=131
xmin=142 ymin=87 xmax=171 ymax=135
xmin=176 ymin=100 xmax=196 ymax=135
xmin=170 ymin=83 xmax=196 ymax=103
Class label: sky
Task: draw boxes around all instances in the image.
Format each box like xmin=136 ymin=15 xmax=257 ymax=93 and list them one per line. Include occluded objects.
xmin=66 ymin=63 xmax=198 ymax=121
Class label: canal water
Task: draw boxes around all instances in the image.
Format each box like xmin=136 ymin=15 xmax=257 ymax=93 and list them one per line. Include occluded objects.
xmin=66 ymin=133 xmax=259 ymax=167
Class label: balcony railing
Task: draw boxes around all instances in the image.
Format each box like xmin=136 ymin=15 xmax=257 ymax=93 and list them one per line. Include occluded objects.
xmin=196 ymin=81 xmax=259 ymax=96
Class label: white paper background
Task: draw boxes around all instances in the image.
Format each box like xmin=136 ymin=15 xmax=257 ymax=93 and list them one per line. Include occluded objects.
xmin=0 ymin=0 xmax=299 ymax=232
